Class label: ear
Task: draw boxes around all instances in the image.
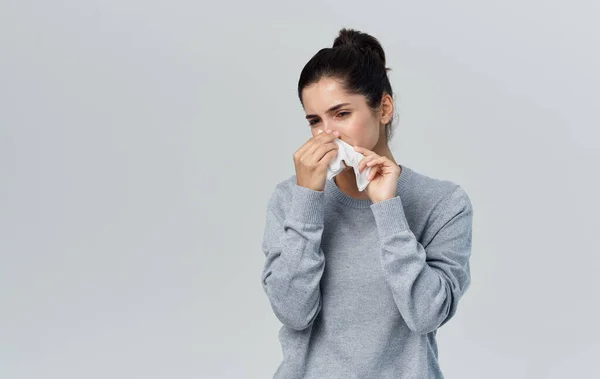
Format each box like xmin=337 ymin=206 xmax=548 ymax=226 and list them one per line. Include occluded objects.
xmin=379 ymin=93 xmax=394 ymax=125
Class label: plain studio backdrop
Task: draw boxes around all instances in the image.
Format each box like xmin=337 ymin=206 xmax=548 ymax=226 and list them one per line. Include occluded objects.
xmin=1 ymin=1 xmax=599 ymax=378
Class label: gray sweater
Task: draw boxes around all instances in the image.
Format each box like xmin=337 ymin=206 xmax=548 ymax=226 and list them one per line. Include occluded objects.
xmin=260 ymin=164 xmax=473 ymax=379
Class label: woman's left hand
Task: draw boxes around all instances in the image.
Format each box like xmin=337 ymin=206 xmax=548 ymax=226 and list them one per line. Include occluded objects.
xmin=354 ymin=146 xmax=401 ymax=203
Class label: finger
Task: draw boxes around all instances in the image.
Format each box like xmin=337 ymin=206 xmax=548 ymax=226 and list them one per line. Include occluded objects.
xmin=309 ymin=130 xmax=338 ymax=156
xmin=368 ymin=164 xmax=380 ymax=181
xmin=312 ymin=141 xmax=339 ymax=163
xmin=296 ymin=131 xmax=323 ymax=157
xmin=358 ymin=153 xmax=380 ymax=173
xmin=319 ymin=148 xmax=339 ymax=165
xmin=366 ymin=156 xmax=390 ymax=169
xmin=367 ymin=157 xmax=399 ymax=177
xmin=299 ymin=129 xmax=334 ymax=159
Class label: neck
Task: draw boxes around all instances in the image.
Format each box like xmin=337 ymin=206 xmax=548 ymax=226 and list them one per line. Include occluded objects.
xmin=333 ymin=138 xmax=399 ymax=200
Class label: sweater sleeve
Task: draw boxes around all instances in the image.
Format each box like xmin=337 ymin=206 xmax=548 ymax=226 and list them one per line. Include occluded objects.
xmin=260 ymin=183 xmax=326 ymax=331
xmin=369 ymin=186 xmax=473 ymax=335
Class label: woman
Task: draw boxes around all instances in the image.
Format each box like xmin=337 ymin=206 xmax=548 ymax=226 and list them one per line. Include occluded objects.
xmin=261 ymin=28 xmax=473 ymax=379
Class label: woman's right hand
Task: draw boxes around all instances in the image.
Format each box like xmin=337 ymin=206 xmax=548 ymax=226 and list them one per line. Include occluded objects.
xmin=294 ymin=129 xmax=340 ymax=192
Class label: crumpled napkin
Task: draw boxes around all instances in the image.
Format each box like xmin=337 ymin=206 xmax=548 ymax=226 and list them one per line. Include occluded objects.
xmin=317 ymin=129 xmax=372 ymax=191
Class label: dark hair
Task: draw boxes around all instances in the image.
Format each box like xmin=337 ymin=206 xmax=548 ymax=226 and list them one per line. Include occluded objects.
xmin=298 ymin=28 xmax=396 ymax=142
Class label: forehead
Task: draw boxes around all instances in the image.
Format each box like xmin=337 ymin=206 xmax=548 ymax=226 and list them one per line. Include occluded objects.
xmin=302 ymin=77 xmax=362 ymax=112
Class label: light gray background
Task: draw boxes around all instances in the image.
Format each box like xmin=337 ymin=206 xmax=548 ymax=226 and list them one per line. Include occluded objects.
xmin=1 ymin=1 xmax=598 ymax=378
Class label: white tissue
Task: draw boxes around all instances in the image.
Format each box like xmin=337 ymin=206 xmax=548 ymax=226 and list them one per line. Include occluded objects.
xmin=317 ymin=129 xmax=372 ymax=191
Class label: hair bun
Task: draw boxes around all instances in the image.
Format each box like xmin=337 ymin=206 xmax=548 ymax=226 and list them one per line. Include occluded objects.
xmin=332 ymin=28 xmax=386 ymax=66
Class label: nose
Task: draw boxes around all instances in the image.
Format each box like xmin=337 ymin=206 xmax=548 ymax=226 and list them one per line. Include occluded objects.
xmin=317 ymin=121 xmax=333 ymax=132
xmin=321 ymin=123 xmax=338 ymax=135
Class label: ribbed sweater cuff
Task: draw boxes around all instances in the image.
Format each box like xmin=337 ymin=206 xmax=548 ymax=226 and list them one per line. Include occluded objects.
xmin=370 ymin=196 xmax=410 ymax=236
xmin=289 ymin=184 xmax=325 ymax=224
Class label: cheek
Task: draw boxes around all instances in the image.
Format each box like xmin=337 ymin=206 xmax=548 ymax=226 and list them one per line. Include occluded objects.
xmin=344 ymin=115 xmax=378 ymax=147
xmin=342 ymin=114 xmax=366 ymax=133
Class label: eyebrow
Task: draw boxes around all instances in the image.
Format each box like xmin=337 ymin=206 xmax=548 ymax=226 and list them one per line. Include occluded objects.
xmin=305 ymin=103 xmax=351 ymax=119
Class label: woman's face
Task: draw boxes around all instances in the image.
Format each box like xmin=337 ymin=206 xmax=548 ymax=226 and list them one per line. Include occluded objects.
xmin=301 ymin=76 xmax=383 ymax=150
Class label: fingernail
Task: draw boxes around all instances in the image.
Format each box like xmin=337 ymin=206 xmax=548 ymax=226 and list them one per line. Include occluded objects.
xmin=333 ymin=131 xmax=340 ymax=137
xmin=326 ymin=129 xmax=332 ymax=134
